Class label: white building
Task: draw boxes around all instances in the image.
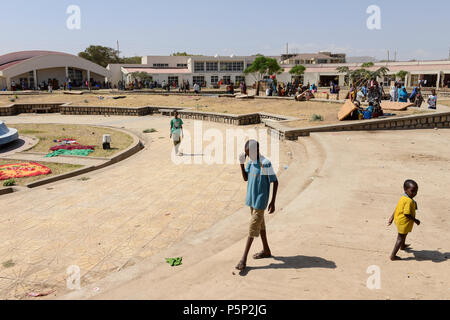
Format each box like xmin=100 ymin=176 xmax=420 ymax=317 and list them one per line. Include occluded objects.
xmin=108 ymin=55 xmax=260 ymax=88
xmin=0 ymin=51 xmax=109 ymax=90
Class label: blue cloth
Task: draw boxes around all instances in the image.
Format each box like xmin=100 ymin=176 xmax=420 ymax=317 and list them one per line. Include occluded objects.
xmin=399 ymin=87 xmax=408 ymax=102
xmin=245 ymin=156 xmax=278 ymax=210
xmin=410 ymin=87 xmax=418 ymax=99
xmin=361 ymin=86 xmax=367 ymax=96
xmin=363 ymin=110 xmax=372 ymax=119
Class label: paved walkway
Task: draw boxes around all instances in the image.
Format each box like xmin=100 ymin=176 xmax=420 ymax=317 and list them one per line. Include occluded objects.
xmin=63 ymin=128 xmax=450 ymax=300
xmin=0 ymin=114 xmax=291 ymax=299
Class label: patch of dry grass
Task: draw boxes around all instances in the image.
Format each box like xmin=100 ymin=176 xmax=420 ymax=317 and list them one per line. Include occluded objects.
xmin=0 ymin=159 xmax=83 ymax=186
xmin=11 ymin=124 xmax=134 ymax=157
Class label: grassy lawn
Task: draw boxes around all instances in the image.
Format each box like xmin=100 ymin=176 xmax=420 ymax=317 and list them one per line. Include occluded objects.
xmin=0 ymin=159 xmax=83 ymax=186
xmin=10 ymin=124 xmax=134 ymax=157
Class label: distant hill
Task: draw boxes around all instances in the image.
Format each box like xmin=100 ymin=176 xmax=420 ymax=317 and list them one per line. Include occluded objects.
xmin=346 ymin=56 xmax=379 ymax=63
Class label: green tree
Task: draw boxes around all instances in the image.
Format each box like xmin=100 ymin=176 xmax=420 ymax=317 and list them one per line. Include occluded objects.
xmin=78 ymin=45 xmax=142 ymax=67
xmin=337 ymin=64 xmax=389 ymax=87
xmin=78 ymin=46 xmax=121 ymax=67
xmin=289 ymin=65 xmax=306 ymax=80
xmin=121 ymin=56 xmax=142 ymax=64
xmin=396 ymin=70 xmax=409 ymax=81
xmin=244 ymin=56 xmax=284 ymax=95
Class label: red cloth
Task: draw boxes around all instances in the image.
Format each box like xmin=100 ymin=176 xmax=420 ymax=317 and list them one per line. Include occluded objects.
xmin=50 ymin=145 xmax=96 ymax=151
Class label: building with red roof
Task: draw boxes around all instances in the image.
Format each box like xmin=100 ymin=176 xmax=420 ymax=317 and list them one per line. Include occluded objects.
xmin=0 ymin=50 xmax=109 ymax=90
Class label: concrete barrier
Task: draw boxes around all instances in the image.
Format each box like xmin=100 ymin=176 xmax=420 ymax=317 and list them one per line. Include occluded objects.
xmin=266 ymin=110 xmax=450 ymax=140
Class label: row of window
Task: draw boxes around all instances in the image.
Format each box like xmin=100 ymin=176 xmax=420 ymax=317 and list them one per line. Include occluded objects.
xmin=194 ymin=61 xmax=245 ymax=72
xmin=193 ymin=75 xmax=246 ymax=85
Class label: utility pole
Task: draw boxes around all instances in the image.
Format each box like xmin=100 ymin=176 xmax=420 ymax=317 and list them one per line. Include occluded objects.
xmin=117 ymin=40 xmax=120 ymax=58
xmin=387 ymin=50 xmax=390 ymax=62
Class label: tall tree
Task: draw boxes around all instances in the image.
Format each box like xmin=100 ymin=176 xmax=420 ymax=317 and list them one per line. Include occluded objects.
xmin=78 ymin=45 xmax=142 ymax=67
xmin=244 ymin=56 xmax=284 ymax=95
xmin=78 ymin=46 xmax=121 ymax=67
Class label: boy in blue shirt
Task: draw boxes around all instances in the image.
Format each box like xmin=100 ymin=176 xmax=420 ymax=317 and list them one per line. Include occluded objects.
xmin=236 ymin=140 xmax=279 ymax=271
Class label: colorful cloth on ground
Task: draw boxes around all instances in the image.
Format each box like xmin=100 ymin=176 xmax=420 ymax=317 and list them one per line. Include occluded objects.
xmin=53 ymin=138 xmax=78 ymax=145
xmin=50 ymin=145 xmax=95 ymax=151
xmin=0 ymin=162 xmax=51 ymax=180
xmin=166 ymin=257 xmax=183 ymax=267
xmin=45 ymin=149 xmax=94 ymax=158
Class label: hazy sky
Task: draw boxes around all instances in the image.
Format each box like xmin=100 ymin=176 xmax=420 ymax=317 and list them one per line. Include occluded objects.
xmin=1 ymin=0 xmax=449 ymax=60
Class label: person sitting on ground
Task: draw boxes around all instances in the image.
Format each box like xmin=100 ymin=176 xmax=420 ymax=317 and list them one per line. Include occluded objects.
xmin=194 ymin=83 xmax=201 ymax=94
xmin=427 ymin=89 xmax=437 ymax=110
xmin=295 ymin=89 xmax=314 ymax=101
xmin=388 ymin=180 xmax=421 ymax=261
xmin=236 ymin=140 xmax=279 ymax=271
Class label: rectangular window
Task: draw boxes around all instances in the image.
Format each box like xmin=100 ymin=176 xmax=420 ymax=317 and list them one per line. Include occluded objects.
xmin=220 ymin=61 xmax=244 ymax=72
xmin=206 ymin=62 xmax=218 ymax=72
xmin=177 ymin=64 xmax=188 ymax=68
xmin=193 ymin=76 xmax=206 ymax=86
xmin=211 ymin=76 xmax=219 ymax=84
xmin=168 ymin=76 xmax=179 ymax=86
xmin=222 ymin=76 xmax=231 ymax=85
xmin=194 ymin=62 xmax=205 ymax=72
xmin=235 ymin=76 xmax=245 ymax=84
xmin=153 ymin=64 xmax=169 ymax=68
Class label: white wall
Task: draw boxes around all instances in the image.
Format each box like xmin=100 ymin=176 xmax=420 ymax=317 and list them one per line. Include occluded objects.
xmin=0 ymin=77 xmax=6 ymax=90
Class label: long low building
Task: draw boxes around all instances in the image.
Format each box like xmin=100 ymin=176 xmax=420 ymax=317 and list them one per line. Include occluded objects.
xmin=108 ymin=55 xmax=450 ymax=90
xmin=108 ymin=55 xmax=257 ymax=88
xmin=0 ymin=51 xmax=109 ymax=90
xmin=298 ymin=60 xmax=450 ymax=89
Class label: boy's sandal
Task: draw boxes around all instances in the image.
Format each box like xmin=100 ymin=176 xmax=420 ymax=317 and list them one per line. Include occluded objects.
xmin=253 ymin=252 xmax=272 ymax=260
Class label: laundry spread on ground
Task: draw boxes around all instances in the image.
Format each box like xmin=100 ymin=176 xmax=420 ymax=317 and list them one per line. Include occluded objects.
xmin=50 ymin=145 xmax=96 ymax=151
xmin=0 ymin=162 xmax=52 ymax=180
xmin=47 ymin=138 xmax=96 ymax=157
xmin=45 ymin=149 xmax=94 ymax=158
xmin=166 ymin=257 xmax=183 ymax=267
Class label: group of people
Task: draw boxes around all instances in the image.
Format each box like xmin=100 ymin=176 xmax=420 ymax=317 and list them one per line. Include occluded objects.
xmin=264 ymin=79 xmax=318 ymax=101
xmin=390 ymin=83 xmax=437 ymax=109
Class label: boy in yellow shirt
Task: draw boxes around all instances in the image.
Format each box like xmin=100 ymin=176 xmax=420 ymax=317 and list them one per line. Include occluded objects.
xmin=388 ymin=180 xmax=421 ymax=261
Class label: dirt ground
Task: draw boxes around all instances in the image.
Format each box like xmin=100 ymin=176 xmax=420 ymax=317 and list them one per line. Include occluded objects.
xmin=0 ymin=93 xmax=343 ymax=120
xmin=1 ymin=93 xmax=439 ymax=129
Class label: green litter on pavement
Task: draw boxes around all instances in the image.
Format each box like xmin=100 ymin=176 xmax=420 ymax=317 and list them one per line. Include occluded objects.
xmin=166 ymin=257 xmax=183 ymax=267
